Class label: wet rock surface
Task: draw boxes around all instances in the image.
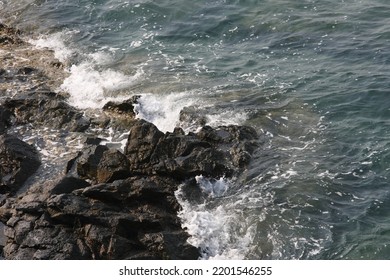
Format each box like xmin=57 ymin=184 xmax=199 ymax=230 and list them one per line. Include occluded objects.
xmin=125 ymin=119 xmax=258 ymax=179
xmin=0 ymin=134 xmax=41 ymax=194
xmin=0 ymin=23 xmax=260 ymax=259
xmin=4 ymin=96 xmax=90 ymax=132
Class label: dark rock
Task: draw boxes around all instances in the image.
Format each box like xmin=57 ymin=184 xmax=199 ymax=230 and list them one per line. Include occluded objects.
xmin=50 ymin=60 xmax=64 ymax=69
xmin=124 ymin=119 xmax=258 ymax=179
xmin=70 ymin=145 xmax=130 ymax=184
xmin=102 ymin=95 xmax=140 ymax=116
xmin=0 ymin=134 xmax=40 ymax=194
xmin=85 ymin=137 xmax=103 ymax=146
xmin=101 ymin=96 xmax=140 ymax=130
xmin=75 ymin=145 xmax=109 ymax=182
xmin=125 ymin=119 xmax=164 ymax=173
xmin=97 ymin=150 xmax=130 ymax=183
xmin=0 ymin=106 xmax=11 ymax=134
xmin=17 ymin=67 xmax=37 ymax=75
xmin=0 ymin=173 xmax=199 ymax=260
xmin=0 ymin=36 xmax=260 ymax=260
xmin=4 ymin=98 xmax=90 ymax=132
xmin=0 ymin=108 xmax=259 ymax=260
xmin=50 ymin=176 xmax=90 ymax=195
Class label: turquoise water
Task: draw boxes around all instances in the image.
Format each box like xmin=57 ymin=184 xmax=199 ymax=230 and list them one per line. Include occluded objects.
xmin=1 ymin=0 xmax=390 ymax=259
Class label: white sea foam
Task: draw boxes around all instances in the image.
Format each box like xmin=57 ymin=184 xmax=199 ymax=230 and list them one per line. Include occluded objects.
xmin=133 ymin=92 xmax=202 ymax=133
xmin=61 ymin=62 xmax=142 ymax=109
xmin=29 ymin=32 xmax=76 ymax=62
xmin=175 ymin=177 xmax=256 ymax=259
xmin=195 ymin=175 xmax=228 ymax=198
xmin=134 ymin=92 xmax=248 ymax=133
xmin=29 ymin=31 xmax=142 ymax=109
xmin=205 ymin=110 xmax=248 ymax=128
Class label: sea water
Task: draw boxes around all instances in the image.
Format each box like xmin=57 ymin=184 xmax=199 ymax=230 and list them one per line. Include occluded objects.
xmin=1 ymin=0 xmax=390 ymax=259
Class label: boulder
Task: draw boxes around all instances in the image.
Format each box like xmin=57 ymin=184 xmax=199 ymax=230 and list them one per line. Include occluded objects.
xmin=124 ymin=119 xmax=164 ymax=173
xmin=75 ymin=145 xmax=109 ymax=182
xmin=102 ymin=96 xmax=140 ymax=117
xmin=96 ymin=150 xmax=130 ymax=183
xmin=0 ymin=134 xmax=40 ymax=194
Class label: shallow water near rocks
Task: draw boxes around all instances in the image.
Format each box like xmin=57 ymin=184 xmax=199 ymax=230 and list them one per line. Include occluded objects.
xmin=1 ymin=0 xmax=390 ymax=259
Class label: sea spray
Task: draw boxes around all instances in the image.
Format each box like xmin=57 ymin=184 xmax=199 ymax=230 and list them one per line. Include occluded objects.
xmin=175 ymin=176 xmax=256 ymax=259
xmin=61 ymin=62 xmax=141 ymax=109
xmin=29 ymin=32 xmax=143 ymax=109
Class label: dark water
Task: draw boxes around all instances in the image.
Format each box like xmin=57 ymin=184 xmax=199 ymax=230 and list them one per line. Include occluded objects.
xmin=1 ymin=0 xmax=390 ymax=259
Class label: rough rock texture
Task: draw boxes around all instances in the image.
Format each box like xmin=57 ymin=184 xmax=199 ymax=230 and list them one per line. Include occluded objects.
xmin=125 ymin=119 xmax=258 ymax=179
xmin=0 ymin=116 xmax=258 ymax=259
xmin=102 ymin=96 xmax=139 ymax=117
xmin=0 ymin=174 xmax=199 ymax=259
xmin=0 ymin=22 xmax=260 ymax=260
xmin=4 ymin=96 xmax=90 ymax=132
xmin=0 ymin=134 xmax=40 ymax=194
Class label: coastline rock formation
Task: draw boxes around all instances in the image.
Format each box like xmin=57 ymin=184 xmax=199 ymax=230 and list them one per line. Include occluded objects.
xmin=0 ymin=23 xmax=259 ymax=259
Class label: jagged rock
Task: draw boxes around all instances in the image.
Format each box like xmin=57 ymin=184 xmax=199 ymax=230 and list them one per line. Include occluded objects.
xmin=0 ymin=134 xmax=40 ymax=194
xmin=124 ymin=119 xmax=258 ymax=179
xmin=4 ymin=97 xmax=90 ymax=132
xmin=0 ymin=174 xmax=199 ymax=260
xmin=102 ymin=96 xmax=140 ymax=117
xmin=101 ymin=96 xmax=140 ymax=130
xmin=97 ymin=150 xmax=130 ymax=183
xmin=196 ymin=125 xmax=259 ymax=167
xmin=70 ymin=144 xmax=130 ymax=184
xmin=50 ymin=176 xmax=90 ymax=195
xmin=0 ymin=27 xmax=260 ymax=260
xmin=125 ymin=119 xmax=165 ymax=173
xmin=74 ymin=145 xmax=109 ymax=182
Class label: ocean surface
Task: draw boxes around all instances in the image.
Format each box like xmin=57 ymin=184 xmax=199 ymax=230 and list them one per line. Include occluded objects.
xmin=1 ymin=0 xmax=390 ymax=259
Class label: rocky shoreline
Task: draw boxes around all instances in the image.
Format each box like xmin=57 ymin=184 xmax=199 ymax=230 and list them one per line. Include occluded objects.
xmin=0 ymin=24 xmax=259 ymax=259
